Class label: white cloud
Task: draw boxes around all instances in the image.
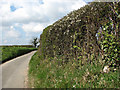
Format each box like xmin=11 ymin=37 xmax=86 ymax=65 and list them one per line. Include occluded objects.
xmin=22 ymin=23 xmax=44 ymax=33
xmin=0 ymin=0 xmax=86 ymax=45
xmin=5 ymin=26 xmax=20 ymax=38
xmin=1 ymin=0 xmax=86 ymax=26
xmin=72 ymin=0 xmax=87 ymax=10
xmin=3 ymin=40 xmax=8 ymax=43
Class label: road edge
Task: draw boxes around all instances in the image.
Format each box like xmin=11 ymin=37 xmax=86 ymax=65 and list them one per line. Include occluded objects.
xmin=24 ymin=66 xmax=29 ymax=88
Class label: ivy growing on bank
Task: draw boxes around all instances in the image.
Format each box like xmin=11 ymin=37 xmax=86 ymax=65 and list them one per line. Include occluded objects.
xmin=98 ymin=22 xmax=120 ymax=67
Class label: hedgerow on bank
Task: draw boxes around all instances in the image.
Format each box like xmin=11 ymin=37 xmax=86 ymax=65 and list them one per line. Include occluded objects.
xmin=29 ymin=2 xmax=120 ymax=88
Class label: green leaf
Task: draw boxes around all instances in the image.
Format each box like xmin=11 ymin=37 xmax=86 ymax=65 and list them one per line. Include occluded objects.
xmin=78 ymin=56 xmax=82 ymax=59
xmin=73 ymin=45 xmax=81 ymax=50
xmin=105 ymin=25 xmax=109 ymax=29
xmin=73 ymin=45 xmax=78 ymax=48
xmin=103 ymin=48 xmax=107 ymax=52
xmin=112 ymin=42 xmax=116 ymax=44
xmin=109 ymin=46 xmax=113 ymax=49
xmin=110 ymin=22 xmax=113 ymax=26
xmin=103 ymin=40 xmax=108 ymax=44
xmin=118 ymin=15 xmax=120 ymax=18
xmin=101 ymin=45 xmax=104 ymax=49
xmin=104 ymin=44 xmax=108 ymax=47
xmin=114 ymin=49 xmax=117 ymax=52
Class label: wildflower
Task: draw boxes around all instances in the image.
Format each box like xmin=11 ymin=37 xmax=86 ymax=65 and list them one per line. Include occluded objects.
xmin=73 ymin=85 xmax=76 ymax=88
xmin=114 ymin=68 xmax=116 ymax=71
xmin=103 ymin=66 xmax=110 ymax=73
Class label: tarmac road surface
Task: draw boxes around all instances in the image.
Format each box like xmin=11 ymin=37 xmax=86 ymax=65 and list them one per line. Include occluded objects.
xmin=0 ymin=51 xmax=36 ymax=88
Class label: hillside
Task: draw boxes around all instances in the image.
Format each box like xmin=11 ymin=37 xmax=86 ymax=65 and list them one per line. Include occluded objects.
xmin=28 ymin=2 xmax=120 ymax=88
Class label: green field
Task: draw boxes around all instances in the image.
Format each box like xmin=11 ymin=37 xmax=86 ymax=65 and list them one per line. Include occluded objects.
xmin=28 ymin=52 xmax=119 ymax=88
xmin=0 ymin=46 xmax=37 ymax=63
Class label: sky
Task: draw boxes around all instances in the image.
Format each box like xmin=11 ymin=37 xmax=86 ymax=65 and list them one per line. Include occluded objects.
xmin=0 ymin=0 xmax=93 ymax=45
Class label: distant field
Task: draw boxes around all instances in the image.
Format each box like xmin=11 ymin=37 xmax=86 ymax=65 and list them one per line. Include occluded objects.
xmin=0 ymin=45 xmax=34 ymax=47
xmin=0 ymin=45 xmax=37 ymax=63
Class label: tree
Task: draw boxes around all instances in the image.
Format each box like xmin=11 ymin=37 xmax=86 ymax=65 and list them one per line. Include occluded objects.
xmin=30 ymin=37 xmax=39 ymax=48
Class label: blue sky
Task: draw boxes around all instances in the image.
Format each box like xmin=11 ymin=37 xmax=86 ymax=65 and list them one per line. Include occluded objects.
xmin=0 ymin=0 xmax=94 ymax=45
xmin=10 ymin=5 xmax=17 ymax=12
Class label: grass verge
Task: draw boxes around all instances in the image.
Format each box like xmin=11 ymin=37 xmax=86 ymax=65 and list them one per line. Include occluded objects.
xmin=28 ymin=52 xmax=119 ymax=88
xmin=1 ymin=46 xmax=37 ymax=63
